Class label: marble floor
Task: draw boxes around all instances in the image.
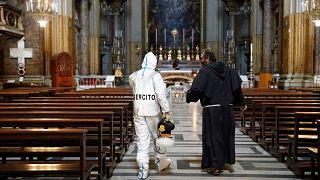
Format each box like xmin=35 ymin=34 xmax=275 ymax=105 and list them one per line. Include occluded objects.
xmin=110 ymin=99 xmax=300 ymax=180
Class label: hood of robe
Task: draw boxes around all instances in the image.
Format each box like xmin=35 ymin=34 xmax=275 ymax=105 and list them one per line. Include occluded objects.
xmin=206 ymin=61 xmax=225 ymax=80
xmin=141 ymin=52 xmax=157 ymax=70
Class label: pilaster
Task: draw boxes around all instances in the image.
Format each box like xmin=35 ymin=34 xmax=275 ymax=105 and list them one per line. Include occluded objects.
xmin=89 ymin=0 xmax=100 ymax=75
xmin=279 ymin=11 xmax=314 ymax=88
xmin=250 ymin=0 xmax=263 ymax=74
xmin=78 ymin=0 xmax=90 ymax=75
xmin=262 ymin=0 xmax=272 ymax=72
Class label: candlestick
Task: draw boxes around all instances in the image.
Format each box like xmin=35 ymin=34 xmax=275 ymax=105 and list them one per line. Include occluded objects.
xmin=249 ymin=43 xmax=254 ymax=88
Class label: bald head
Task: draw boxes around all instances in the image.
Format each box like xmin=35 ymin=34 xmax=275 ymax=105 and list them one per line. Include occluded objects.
xmin=200 ymin=49 xmax=216 ymax=65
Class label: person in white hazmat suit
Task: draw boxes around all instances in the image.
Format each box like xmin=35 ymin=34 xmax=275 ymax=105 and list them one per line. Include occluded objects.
xmin=129 ymin=52 xmax=171 ymax=179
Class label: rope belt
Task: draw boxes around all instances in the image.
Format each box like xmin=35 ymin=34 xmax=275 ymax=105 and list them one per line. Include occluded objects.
xmin=204 ymin=104 xmax=233 ymax=108
xmin=204 ymin=104 xmax=221 ymax=108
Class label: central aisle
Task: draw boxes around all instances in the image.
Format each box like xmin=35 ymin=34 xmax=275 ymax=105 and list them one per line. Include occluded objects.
xmin=111 ymin=100 xmax=298 ymax=180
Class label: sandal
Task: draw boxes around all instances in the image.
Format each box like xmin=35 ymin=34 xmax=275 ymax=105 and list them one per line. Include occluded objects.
xmin=207 ymin=168 xmax=223 ymax=176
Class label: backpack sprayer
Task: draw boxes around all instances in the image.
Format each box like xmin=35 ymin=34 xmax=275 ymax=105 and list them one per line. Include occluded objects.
xmin=155 ymin=117 xmax=175 ymax=148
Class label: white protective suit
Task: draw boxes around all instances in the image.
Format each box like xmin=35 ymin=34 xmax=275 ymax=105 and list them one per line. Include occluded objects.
xmin=129 ymin=52 xmax=171 ymax=178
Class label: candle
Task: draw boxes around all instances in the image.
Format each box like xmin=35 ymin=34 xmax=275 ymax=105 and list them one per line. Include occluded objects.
xmin=37 ymin=0 xmax=40 ymax=10
xmin=45 ymin=0 xmax=48 ymax=10
xmin=56 ymin=0 xmax=59 ymax=13
xmin=146 ymin=28 xmax=148 ymax=43
xmin=155 ymin=28 xmax=158 ymax=44
xmin=183 ymin=28 xmax=185 ymax=44
xmin=164 ymin=28 xmax=166 ymax=43
xmin=26 ymin=1 xmax=29 ymax=12
xmin=51 ymin=3 xmax=55 ymax=12
xmin=30 ymin=0 xmax=33 ymax=11
xmin=192 ymin=28 xmax=194 ymax=44
xmin=250 ymin=43 xmax=253 ymax=59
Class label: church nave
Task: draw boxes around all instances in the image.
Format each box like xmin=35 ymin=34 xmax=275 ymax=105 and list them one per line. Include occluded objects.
xmin=111 ymin=100 xmax=299 ymax=180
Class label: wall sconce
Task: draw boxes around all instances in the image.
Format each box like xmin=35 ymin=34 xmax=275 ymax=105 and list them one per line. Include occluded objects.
xmin=135 ymin=44 xmax=140 ymax=56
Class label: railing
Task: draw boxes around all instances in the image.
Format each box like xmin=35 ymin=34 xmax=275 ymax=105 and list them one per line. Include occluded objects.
xmin=74 ymin=75 xmax=115 ymax=91
xmin=314 ymin=75 xmax=320 ymax=87
xmin=167 ymin=83 xmax=189 ymax=101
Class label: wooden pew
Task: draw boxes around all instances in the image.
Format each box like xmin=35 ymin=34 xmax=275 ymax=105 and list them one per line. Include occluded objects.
xmin=259 ymin=103 xmax=320 ymax=146
xmin=286 ymin=112 xmax=319 ymax=178
xmin=0 ymin=110 xmax=116 ymax=177
xmin=0 ymin=118 xmax=105 ymax=179
xmin=256 ymin=105 xmax=320 ymax=153
xmin=0 ymin=128 xmax=93 ymax=180
xmin=0 ymin=88 xmax=69 ymax=99
xmin=308 ymin=119 xmax=319 ymax=178
xmin=48 ymin=88 xmax=134 ymax=144
xmin=54 ymin=91 xmax=133 ymax=98
xmin=0 ymin=91 xmax=43 ymax=99
xmin=0 ymin=105 xmax=127 ymax=163
xmin=245 ymin=99 xmax=320 ymax=142
xmin=7 ymin=98 xmax=135 ymax=142
xmin=266 ymin=106 xmax=319 ymax=162
xmin=0 ymin=101 xmax=132 ymax=147
xmin=289 ymin=87 xmax=320 ymax=93
xmin=239 ymin=94 xmax=320 ymax=135
xmin=79 ymin=87 xmax=132 ymax=92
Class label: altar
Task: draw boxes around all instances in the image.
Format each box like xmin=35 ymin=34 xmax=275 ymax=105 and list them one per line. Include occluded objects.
xmin=158 ymin=59 xmax=201 ymax=85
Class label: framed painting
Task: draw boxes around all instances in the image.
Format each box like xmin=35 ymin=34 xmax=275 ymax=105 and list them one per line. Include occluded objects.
xmin=143 ymin=0 xmax=205 ymax=51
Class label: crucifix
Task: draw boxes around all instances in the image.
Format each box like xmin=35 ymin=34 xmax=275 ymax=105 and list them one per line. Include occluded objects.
xmin=10 ymin=37 xmax=33 ymax=82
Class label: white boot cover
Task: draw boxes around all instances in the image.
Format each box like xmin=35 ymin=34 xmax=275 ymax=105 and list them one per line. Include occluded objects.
xmin=138 ymin=163 xmax=149 ymax=179
xmin=155 ymin=147 xmax=171 ymax=171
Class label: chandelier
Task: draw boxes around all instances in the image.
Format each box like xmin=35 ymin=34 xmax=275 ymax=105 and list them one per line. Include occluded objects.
xmin=25 ymin=0 xmax=58 ymax=27
xmin=302 ymin=0 xmax=320 ymax=26
xmin=239 ymin=0 xmax=251 ymax=16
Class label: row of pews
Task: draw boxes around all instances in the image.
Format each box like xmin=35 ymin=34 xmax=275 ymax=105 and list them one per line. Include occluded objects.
xmin=0 ymin=87 xmax=134 ymax=180
xmin=235 ymin=88 xmax=320 ymax=178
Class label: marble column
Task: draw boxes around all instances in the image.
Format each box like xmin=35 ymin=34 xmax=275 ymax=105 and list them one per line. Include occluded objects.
xmin=278 ymin=1 xmax=314 ymax=89
xmin=78 ymin=0 xmax=90 ymax=75
xmin=226 ymin=1 xmax=237 ymax=68
xmin=205 ymin=0 xmax=222 ymax=60
xmin=262 ymin=0 xmax=272 ymax=73
xmin=313 ymin=27 xmax=320 ymax=85
xmin=314 ymin=28 xmax=320 ymax=75
xmin=89 ymin=0 xmax=100 ymax=75
xmin=251 ymin=0 xmax=263 ymax=74
xmin=45 ymin=0 xmax=73 ymax=77
xmin=127 ymin=0 xmax=142 ymax=75
xmin=111 ymin=1 xmax=124 ymax=83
